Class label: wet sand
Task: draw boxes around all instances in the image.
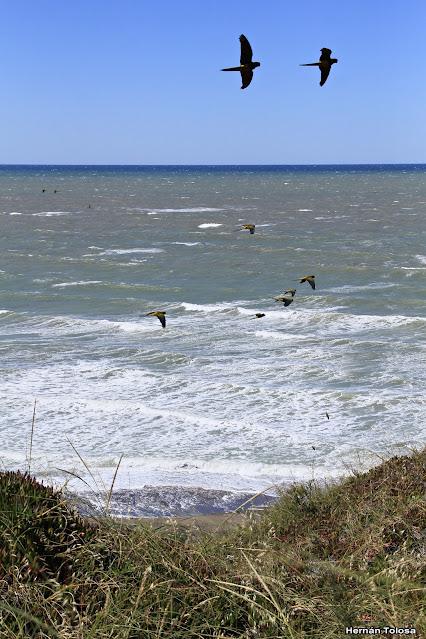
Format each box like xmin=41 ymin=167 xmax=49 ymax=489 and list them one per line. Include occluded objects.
xmin=118 ymin=510 xmax=253 ymax=532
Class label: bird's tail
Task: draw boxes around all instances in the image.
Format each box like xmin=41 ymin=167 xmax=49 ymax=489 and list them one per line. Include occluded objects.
xmin=300 ymin=63 xmax=320 ymax=67
xmin=221 ymin=66 xmax=242 ymax=72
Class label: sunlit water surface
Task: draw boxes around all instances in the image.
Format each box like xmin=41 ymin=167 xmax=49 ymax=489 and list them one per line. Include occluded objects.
xmin=0 ymin=165 xmax=425 ymax=511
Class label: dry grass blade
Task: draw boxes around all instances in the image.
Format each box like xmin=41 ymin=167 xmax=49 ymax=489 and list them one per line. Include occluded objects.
xmin=67 ymin=436 xmax=106 ymax=493
xmin=53 ymin=466 xmax=95 ymax=494
xmin=166 ymin=558 xmax=208 ymax=591
xmin=28 ymin=398 xmax=37 ymax=474
xmin=392 ymin=588 xmax=426 ymax=596
xmin=105 ymin=452 xmax=123 ymax=515
xmin=206 ymin=578 xmax=279 ymax=617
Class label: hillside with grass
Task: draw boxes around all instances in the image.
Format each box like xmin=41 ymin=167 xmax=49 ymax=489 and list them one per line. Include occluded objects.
xmin=0 ymin=449 xmax=425 ymax=638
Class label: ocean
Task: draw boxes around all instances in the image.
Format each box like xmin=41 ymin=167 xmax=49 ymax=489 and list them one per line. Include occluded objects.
xmin=1 ymin=165 xmax=425 ymax=515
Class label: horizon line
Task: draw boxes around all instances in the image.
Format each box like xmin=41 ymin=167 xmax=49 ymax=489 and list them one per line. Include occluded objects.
xmin=0 ymin=162 xmax=425 ymax=168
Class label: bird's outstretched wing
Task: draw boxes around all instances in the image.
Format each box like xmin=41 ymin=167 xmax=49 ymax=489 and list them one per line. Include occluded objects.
xmin=239 ymin=34 xmax=253 ymax=64
xmin=320 ymin=65 xmax=331 ymax=86
xmin=300 ymin=276 xmax=316 ymax=290
xmin=240 ymin=67 xmax=253 ymax=89
xmin=146 ymin=311 xmax=166 ymax=328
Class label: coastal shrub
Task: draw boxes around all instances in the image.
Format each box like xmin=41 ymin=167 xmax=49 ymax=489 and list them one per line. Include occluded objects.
xmin=0 ymin=471 xmax=98 ymax=582
xmin=0 ymin=472 xmax=111 ymax=636
xmin=0 ymin=451 xmax=424 ymax=638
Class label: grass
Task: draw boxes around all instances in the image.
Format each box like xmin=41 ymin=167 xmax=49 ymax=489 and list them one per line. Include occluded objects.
xmin=0 ymin=448 xmax=424 ymax=638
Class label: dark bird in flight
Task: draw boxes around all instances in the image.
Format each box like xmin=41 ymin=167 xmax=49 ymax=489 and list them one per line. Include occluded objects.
xmin=274 ymin=289 xmax=296 ymax=307
xmin=242 ymin=224 xmax=256 ymax=234
xmin=300 ymin=48 xmax=338 ymax=86
xmin=222 ymin=34 xmax=260 ymax=89
xmin=253 ymin=313 xmax=265 ymax=319
xmin=299 ymin=275 xmax=316 ymax=290
xmin=146 ymin=311 xmax=166 ymax=328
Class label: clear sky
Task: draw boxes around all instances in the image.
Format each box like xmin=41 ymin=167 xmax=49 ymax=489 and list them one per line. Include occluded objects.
xmin=2 ymin=0 xmax=426 ymax=164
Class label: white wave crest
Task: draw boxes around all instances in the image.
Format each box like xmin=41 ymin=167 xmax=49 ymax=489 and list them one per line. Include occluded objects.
xmin=52 ymin=281 xmax=103 ymax=288
xmin=400 ymin=267 xmax=426 ymax=271
xmin=145 ymin=207 xmax=224 ymax=214
xmin=169 ymin=242 xmax=201 ymax=246
xmin=198 ymin=223 xmax=222 ymax=228
xmin=254 ymin=330 xmax=308 ymax=341
xmin=32 ymin=211 xmax=71 ymax=216
xmin=181 ymin=302 xmax=230 ymax=312
xmin=98 ymin=248 xmax=164 ymax=255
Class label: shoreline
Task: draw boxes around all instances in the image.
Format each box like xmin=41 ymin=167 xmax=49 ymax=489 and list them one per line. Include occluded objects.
xmin=69 ymin=484 xmax=278 ymax=520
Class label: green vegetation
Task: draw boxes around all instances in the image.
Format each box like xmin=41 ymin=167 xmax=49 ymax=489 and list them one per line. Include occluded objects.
xmin=0 ymin=450 xmax=425 ymax=638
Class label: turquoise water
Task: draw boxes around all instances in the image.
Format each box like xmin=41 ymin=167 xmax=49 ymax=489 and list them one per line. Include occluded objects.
xmin=0 ymin=165 xmax=425 ymax=502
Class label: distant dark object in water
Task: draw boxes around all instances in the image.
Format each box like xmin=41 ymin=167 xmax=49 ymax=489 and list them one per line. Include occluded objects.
xmin=146 ymin=310 xmax=166 ymax=328
xmin=299 ymin=274 xmax=316 ymax=290
xmin=301 ymin=48 xmax=338 ymax=86
xmin=222 ymin=34 xmax=260 ymax=89
xmin=326 ymin=412 xmax=330 ymax=420
xmin=274 ymin=289 xmax=296 ymax=307
xmin=54 ymin=189 xmax=58 ymax=193
xmin=242 ymin=224 xmax=256 ymax=234
xmin=42 ymin=188 xmax=46 ymax=193
xmin=253 ymin=312 xmax=265 ymax=319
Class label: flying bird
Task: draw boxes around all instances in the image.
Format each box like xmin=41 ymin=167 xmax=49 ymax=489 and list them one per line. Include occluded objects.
xmin=299 ymin=275 xmax=315 ymax=290
xmin=222 ymin=34 xmax=260 ymax=89
xmin=300 ymin=48 xmax=338 ymax=86
xmin=242 ymin=224 xmax=256 ymax=234
xmin=274 ymin=289 xmax=296 ymax=307
xmin=252 ymin=313 xmax=265 ymax=319
xmin=146 ymin=311 xmax=166 ymax=328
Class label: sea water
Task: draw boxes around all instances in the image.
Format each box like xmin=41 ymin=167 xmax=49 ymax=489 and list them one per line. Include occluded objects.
xmin=0 ymin=165 xmax=425 ymax=512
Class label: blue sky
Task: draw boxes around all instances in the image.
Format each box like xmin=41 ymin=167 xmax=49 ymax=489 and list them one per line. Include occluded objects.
xmin=2 ymin=0 xmax=426 ymax=164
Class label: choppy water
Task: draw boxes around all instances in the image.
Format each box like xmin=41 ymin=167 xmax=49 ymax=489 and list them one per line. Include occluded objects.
xmin=1 ymin=165 xmax=425 ymax=510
